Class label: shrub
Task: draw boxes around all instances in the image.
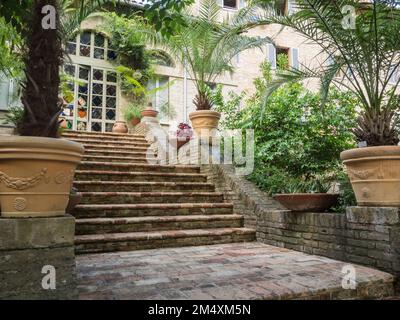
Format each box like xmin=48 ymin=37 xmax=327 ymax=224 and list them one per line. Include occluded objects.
xmin=122 ymin=103 xmax=143 ymax=123
xmin=213 ymin=63 xmax=359 ymax=209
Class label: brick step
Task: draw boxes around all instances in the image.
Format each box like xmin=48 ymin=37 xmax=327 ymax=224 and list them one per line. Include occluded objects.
xmin=66 ymin=138 xmax=150 ymax=147
xmin=82 ymin=155 xmax=149 ymax=164
xmin=83 ymin=149 xmax=151 ymax=158
xmin=63 ymin=130 xmax=144 ymax=139
xmin=80 ymin=144 xmax=150 ymax=152
xmin=79 ymin=192 xmax=225 ymax=205
xmin=77 ymin=162 xmax=200 ymax=174
xmin=72 ymin=203 xmax=234 ymax=218
xmin=74 ymin=181 xmax=215 ymax=192
xmin=75 ymin=227 xmax=256 ymax=254
xmin=75 ymin=214 xmax=243 ymax=235
xmin=75 ymin=170 xmax=208 ymax=183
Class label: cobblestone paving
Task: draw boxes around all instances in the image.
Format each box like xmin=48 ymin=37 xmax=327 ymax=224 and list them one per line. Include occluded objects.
xmin=76 ymin=242 xmax=394 ymax=300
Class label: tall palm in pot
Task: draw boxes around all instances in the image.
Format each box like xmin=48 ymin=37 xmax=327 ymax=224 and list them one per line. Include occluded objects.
xmin=0 ymin=0 xmax=116 ymax=217
xmin=157 ymin=0 xmax=271 ymax=137
xmin=247 ymin=0 xmax=400 ymax=206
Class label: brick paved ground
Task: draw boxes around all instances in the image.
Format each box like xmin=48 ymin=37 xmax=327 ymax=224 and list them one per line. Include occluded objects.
xmin=76 ymin=242 xmax=394 ymax=300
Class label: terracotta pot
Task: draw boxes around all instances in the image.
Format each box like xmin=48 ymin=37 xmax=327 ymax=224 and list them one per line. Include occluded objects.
xmin=130 ymin=117 xmax=141 ymax=126
xmin=341 ymin=146 xmax=400 ymax=206
xmin=112 ymin=121 xmax=128 ymax=134
xmin=78 ymin=109 xmax=87 ymax=118
xmin=141 ymin=108 xmax=158 ymax=118
xmin=189 ymin=110 xmax=221 ymax=137
xmin=66 ymin=192 xmax=83 ymax=214
xmin=273 ymin=193 xmax=339 ymax=212
xmin=59 ymin=117 xmax=68 ymax=129
xmin=0 ymin=136 xmax=84 ymax=218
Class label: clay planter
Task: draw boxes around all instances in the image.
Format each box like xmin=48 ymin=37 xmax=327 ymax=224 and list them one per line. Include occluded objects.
xmin=189 ymin=110 xmax=221 ymax=137
xmin=0 ymin=136 xmax=84 ymax=218
xmin=169 ymin=137 xmax=191 ymax=150
xmin=59 ymin=117 xmax=68 ymax=129
xmin=130 ymin=117 xmax=141 ymax=126
xmin=341 ymin=146 xmax=400 ymax=206
xmin=66 ymin=192 xmax=83 ymax=214
xmin=273 ymin=193 xmax=339 ymax=212
xmin=141 ymin=108 xmax=158 ymax=118
xmin=78 ymin=109 xmax=87 ymax=118
xmin=112 ymin=121 xmax=128 ymax=134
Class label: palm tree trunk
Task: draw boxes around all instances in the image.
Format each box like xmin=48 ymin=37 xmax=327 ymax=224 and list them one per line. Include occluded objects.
xmin=19 ymin=0 xmax=62 ymax=137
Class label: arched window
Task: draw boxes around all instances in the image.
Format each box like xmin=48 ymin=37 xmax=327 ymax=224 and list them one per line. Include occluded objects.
xmin=66 ymin=31 xmax=117 ymax=61
xmin=150 ymin=50 xmax=175 ymax=67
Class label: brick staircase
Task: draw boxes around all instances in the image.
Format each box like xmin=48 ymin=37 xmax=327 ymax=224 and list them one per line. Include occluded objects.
xmin=63 ymin=130 xmax=255 ymax=254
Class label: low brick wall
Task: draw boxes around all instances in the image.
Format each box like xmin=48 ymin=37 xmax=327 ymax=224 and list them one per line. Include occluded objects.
xmin=202 ymin=164 xmax=400 ymax=289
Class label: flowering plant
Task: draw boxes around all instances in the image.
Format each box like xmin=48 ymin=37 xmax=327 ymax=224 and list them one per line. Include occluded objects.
xmin=176 ymin=123 xmax=193 ymax=140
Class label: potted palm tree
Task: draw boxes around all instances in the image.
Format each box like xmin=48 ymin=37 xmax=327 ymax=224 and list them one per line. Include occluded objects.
xmin=158 ymin=0 xmax=271 ymax=137
xmin=251 ymin=0 xmax=400 ymax=206
xmin=123 ymin=103 xmax=143 ymax=126
xmin=0 ymin=0 xmax=110 ymax=217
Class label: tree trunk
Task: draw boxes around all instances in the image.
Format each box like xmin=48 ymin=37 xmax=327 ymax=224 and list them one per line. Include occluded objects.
xmin=19 ymin=0 xmax=62 ymax=137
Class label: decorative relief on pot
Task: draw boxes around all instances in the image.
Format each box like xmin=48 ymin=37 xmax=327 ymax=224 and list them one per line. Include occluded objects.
xmin=0 ymin=168 xmax=49 ymax=190
xmin=347 ymin=168 xmax=377 ymax=180
xmin=13 ymin=197 xmax=27 ymax=211
xmin=361 ymin=187 xmax=370 ymax=198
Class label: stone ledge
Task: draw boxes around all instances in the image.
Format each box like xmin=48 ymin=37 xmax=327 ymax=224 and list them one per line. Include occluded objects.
xmin=346 ymin=206 xmax=400 ymax=225
xmin=0 ymin=215 xmax=77 ymax=300
xmin=0 ymin=215 xmax=75 ymax=251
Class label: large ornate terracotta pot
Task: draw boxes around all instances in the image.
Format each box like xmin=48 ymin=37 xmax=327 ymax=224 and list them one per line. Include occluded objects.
xmin=0 ymin=136 xmax=84 ymax=218
xmin=189 ymin=110 xmax=221 ymax=137
xmin=341 ymin=146 xmax=400 ymax=206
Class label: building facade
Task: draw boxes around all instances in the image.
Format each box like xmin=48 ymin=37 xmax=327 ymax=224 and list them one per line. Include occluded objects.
xmin=1 ymin=0 xmax=397 ymax=133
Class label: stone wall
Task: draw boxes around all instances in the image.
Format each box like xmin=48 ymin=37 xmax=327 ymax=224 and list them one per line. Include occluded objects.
xmin=201 ymin=164 xmax=284 ymax=229
xmin=201 ymin=164 xmax=400 ymax=289
xmin=257 ymin=208 xmax=400 ymax=278
xmin=0 ymin=215 xmax=77 ymax=300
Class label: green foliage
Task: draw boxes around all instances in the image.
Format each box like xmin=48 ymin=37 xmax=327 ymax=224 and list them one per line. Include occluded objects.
xmin=3 ymin=106 xmax=24 ymax=128
xmin=122 ymin=103 xmax=143 ymax=123
xmin=157 ymin=0 xmax=271 ymax=110
xmin=213 ymin=85 xmax=246 ymax=130
xmin=116 ymin=65 xmax=174 ymax=110
xmin=102 ymin=12 xmax=155 ymax=85
xmin=214 ymin=63 xmax=358 ymax=209
xmin=144 ymin=0 xmax=195 ymax=37
xmin=251 ymin=0 xmax=400 ymax=146
xmin=159 ymin=102 xmax=177 ymax=120
xmin=276 ymin=53 xmax=289 ymax=70
xmin=332 ymin=171 xmax=357 ymax=213
xmin=0 ymin=17 xmax=23 ymax=76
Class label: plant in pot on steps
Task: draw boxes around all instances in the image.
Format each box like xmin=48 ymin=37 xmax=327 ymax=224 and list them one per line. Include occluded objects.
xmin=250 ymin=0 xmax=400 ymax=206
xmin=122 ymin=103 xmax=143 ymax=127
xmin=0 ymin=0 xmax=111 ymax=217
xmin=157 ymin=0 xmax=271 ymax=138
